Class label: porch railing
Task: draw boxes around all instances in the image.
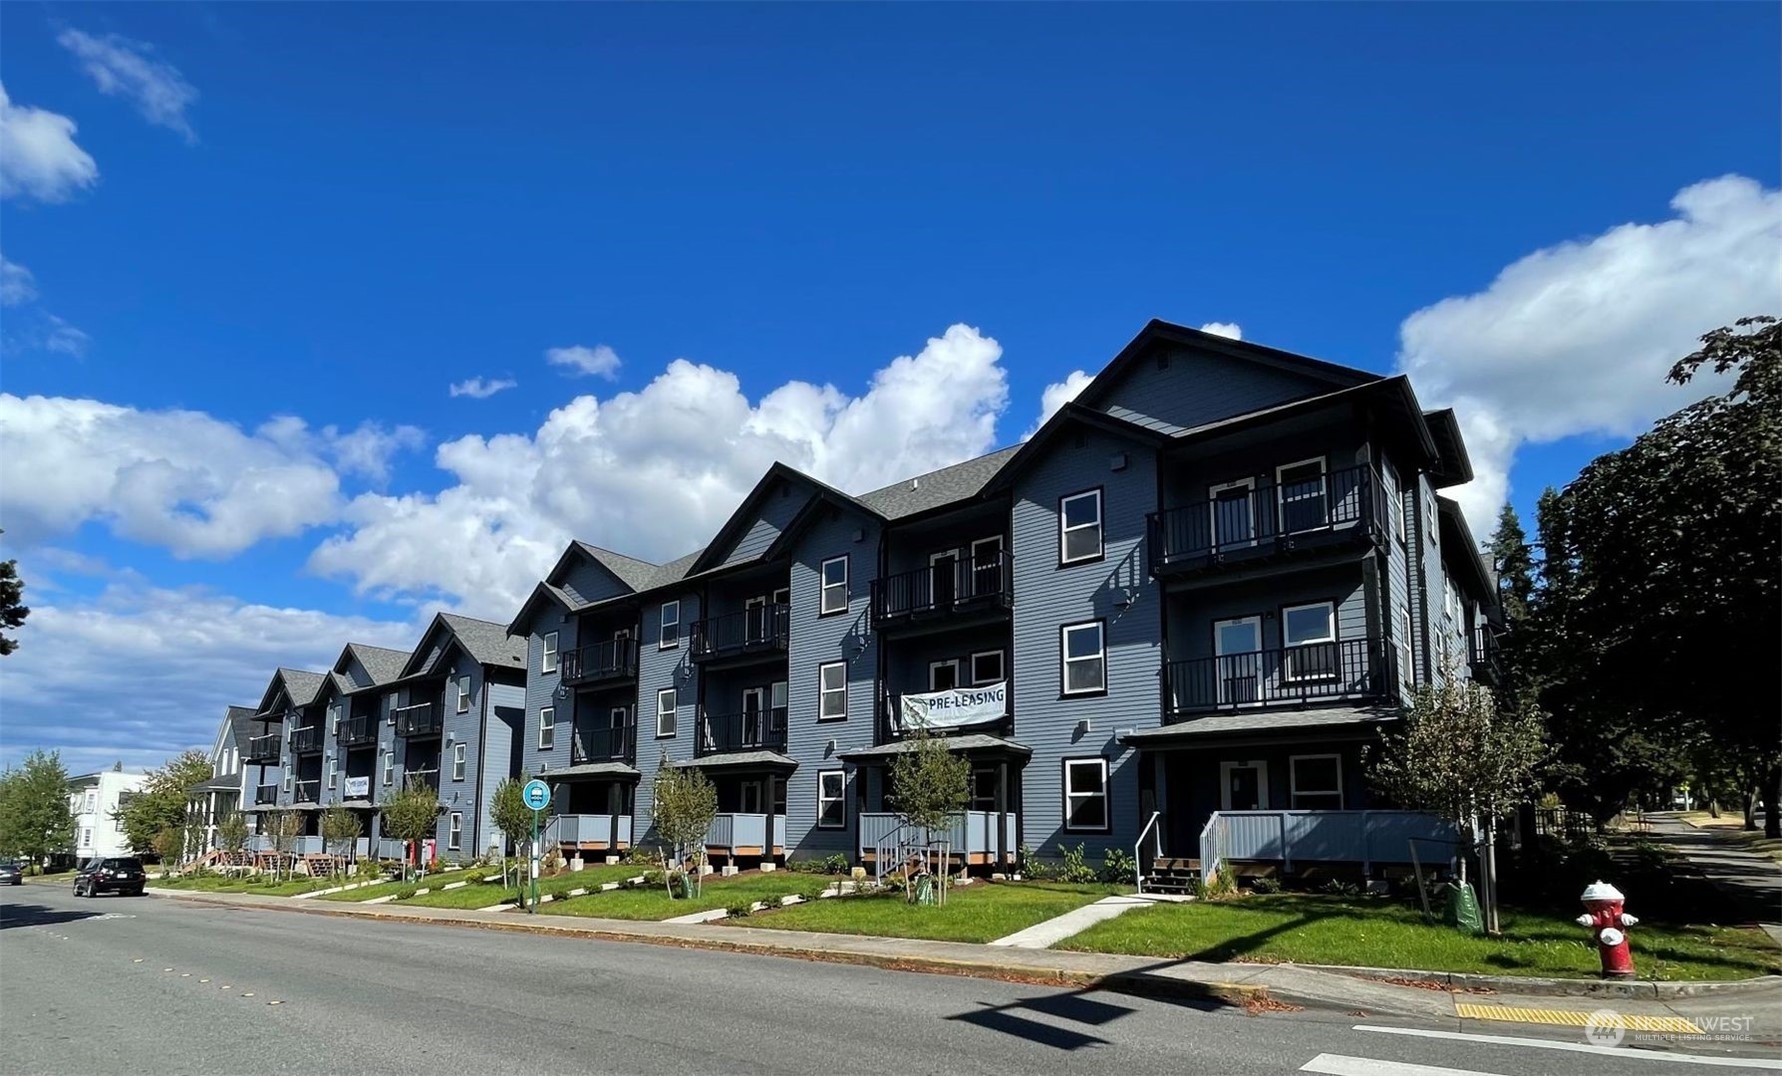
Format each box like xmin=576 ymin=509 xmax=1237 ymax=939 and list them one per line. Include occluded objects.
xmin=571 ymin=721 xmax=637 ymax=764
xmin=561 ymin=637 xmax=640 ymax=685
xmin=705 ymin=813 xmax=786 ymax=853
xmin=696 ymin=707 xmax=788 ymax=756
xmin=689 ymin=605 xmax=789 ymax=662
xmin=393 ymin=701 xmax=442 ymax=738
xmin=402 ymin=768 xmax=440 ymax=794
xmin=1164 ymin=638 xmax=1392 ymax=715
xmin=871 ymin=551 xmax=1013 ymax=624
xmin=858 ymin=811 xmax=1017 ymax=866
xmin=1470 ymin=627 xmax=1501 ymax=684
xmin=290 ymin=725 xmax=325 ymax=754
xmin=1148 ymin=462 xmax=1385 ymax=574
xmin=339 ymin=714 xmax=378 ymax=747
xmin=244 ymin=733 xmax=281 ymax=764
xmin=253 ymin=784 xmax=279 ymax=806
xmin=1199 ymin=810 xmax=1458 ymax=883
xmin=291 ymin=780 xmax=319 ymax=803
xmin=547 ymin=814 xmax=634 ymax=848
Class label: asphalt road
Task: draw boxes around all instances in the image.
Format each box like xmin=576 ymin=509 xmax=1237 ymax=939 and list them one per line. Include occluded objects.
xmin=2 ymin=882 xmax=1777 ymax=1076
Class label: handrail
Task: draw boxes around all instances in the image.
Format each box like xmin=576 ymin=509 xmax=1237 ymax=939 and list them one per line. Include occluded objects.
xmin=561 ymin=636 xmax=640 ymax=684
xmin=393 ymin=701 xmax=442 ymax=737
xmin=1135 ymin=810 xmax=1162 ymax=893
xmin=871 ymin=550 xmax=1013 ymax=622
xmin=689 ymin=604 xmax=790 ymax=659
xmin=1199 ymin=813 xmax=1224 ymax=887
xmin=1149 ymin=462 xmax=1383 ymax=571
xmin=1165 ymin=638 xmax=1391 ymax=714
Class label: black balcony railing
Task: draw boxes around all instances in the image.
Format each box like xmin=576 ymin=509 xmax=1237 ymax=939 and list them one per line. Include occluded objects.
xmin=244 ymin=733 xmax=281 ymax=764
xmin=571 ymin=721 xmax=637 ymax=764
xmin=291 ymin=779 xmax=320 ymax=803
xmin=393 ymin=701 xmax=443 ymax=738
xmin=690 ymin=605 xmax=789 ymax=663
xmin=1470 ymin=628 xmax=1501 ymax=685
xmin=339 ymin=714 xmax=378 ymax=747
xmin=290 ymin=725 xmax=325 ymax=754
xmin=697 ymin=707 xmax=788 ymax=756
xmin=871 ymin=551 xmax=1013 ymax=625
xmin=254 ymin=784 xmax=279 ymax=806
xmin=1164 ymin=637 xmax=1393 ymax=716
xmin=560 ymin=637 xmax=639 ymax=686
xmin=1148 ymin=463 xmax=1386 ymax=576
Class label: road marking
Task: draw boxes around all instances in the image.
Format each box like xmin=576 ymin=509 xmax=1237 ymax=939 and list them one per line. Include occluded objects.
xmin=1302 ymin=1054 xmax=1510 ymax=1076
xmin=199 ymin=979 xmax=210 ymax=983
xmin=242 ymin=992 xmax=255 ymax=997
xmin=1455 ymin=1004 xmax=1701 ymax=1034
xmin=1354 ymin=1025 xmax=1782 ymax=1069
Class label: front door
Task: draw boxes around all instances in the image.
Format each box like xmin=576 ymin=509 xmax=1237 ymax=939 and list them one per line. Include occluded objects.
xmin=740 ymin=779 xmax=764 ymax=814
xmin=1213 ymin=617 xmax=1263 ymax=706
xmin=745 ymin=596 xmax=767 ymax=644
xmin=1221 ymin=761 xmax=1268 ymax=811
xmin=1208 ymin=479 xmax=1257 ymax=551
xmin=741 ymin=687 xmax=767 ymax=746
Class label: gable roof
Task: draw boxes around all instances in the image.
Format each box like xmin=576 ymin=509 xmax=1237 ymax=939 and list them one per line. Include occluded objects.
xmin=687 ymin=463 xmax=881 ymax=575
xmin=572 ymin=542 xmax=661 ymax=592
xmin=398 ymin=612 xmax=527 ymax=677
xmin=1422 ymin=409 xmax=1475 ymax=488
xmin=856 ymin=445 xmax=1022 ymax=521
xmin=343 ymin=643 xmax=412 ymax=687
xmin=505 ymin=580 xmax=580 ymax=636
xmin=1437 ymin=497 xmax=1498 ymax=607
xmin=256 ymin=667 xmax=326 ymax=715
xmin=224 ymin=706 xmax=257 ymax=752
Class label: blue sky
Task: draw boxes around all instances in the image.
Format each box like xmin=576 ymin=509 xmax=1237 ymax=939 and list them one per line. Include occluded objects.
xmin=1 ymin=3 xmax=1777 ymax=773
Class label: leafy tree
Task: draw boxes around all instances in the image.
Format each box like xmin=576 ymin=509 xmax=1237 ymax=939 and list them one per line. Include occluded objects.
xmin=0 ymin=530 xmax=29 ymax=657
xmin=265 ymin=809 xmax=303 ymax=881
xmin=489 ymin=778 xmax=533 ymax=892
xmin=114 ymin=750 xmax=213 ymax=856
xmin=321 ymin=806 xmax=362 ymax=874
xmin=888 ymin=729 xmax=971 ymax=904
xmin=379 ymin=779 xmax=441 ymax=881
xmin=650 ymin=763 xmax=716 ymax=899
xmin=0 ymin=750 xmax=75 ymax=866
xmin=217 ymin=809 xmax=249 ymax=858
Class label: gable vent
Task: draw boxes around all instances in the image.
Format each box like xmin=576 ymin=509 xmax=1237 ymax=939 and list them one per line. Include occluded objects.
xmin=909 ymin=478 xmax=919 ymax=491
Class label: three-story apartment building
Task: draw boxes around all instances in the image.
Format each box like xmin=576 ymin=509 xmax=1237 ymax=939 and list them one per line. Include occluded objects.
xmin=246 ymin=667 xmax=328 ymax=845
xmin=312 ymin=643 xmax=411 ymax=856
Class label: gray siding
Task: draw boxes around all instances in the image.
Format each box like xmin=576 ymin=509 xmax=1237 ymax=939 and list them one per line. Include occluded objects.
xmin=633 ymin=592 xmax=701 ymax=834
xmin=559 ymin=556 xmax=629 ymax=608
xmin=720 ymin=479 xmax=805 ymax=568
xmin=437 ymin=650 xmax=483 ymax=857
xmin=479 ymin=682 xmax=526 ymax=854
xmin=1010 ymin=426 xmax=1161 ymax=859
xmin=1164 ymin=565 xmax=1368 ymax=661
xmin=1380 ymin=454 xmax=1414 ymax=697
xmin=520 ymin=603 xmax=573 ymax=782
xmin=1096 ymin=345 xmax=1334 ymax=435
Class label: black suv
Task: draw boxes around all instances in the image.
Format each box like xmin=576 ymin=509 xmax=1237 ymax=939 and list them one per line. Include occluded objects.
xmin=74 ymin=857 xmax=145 ymax=897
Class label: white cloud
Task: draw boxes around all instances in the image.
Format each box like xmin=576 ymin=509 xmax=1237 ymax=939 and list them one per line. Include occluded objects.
xmin=0 ymin=395 xmax=423 ymax=556
xmin=0 ymin=252 xmax=37 ymax=305
xmin=310 ymin=324 xmax=1010 ymax=615
xmin=43 ymin=315 xmax=90 ymax=357
xmin=1199 ymin=321 xmax=1243 ymax=340
xmin=0 ymin=567 xmax=412 ymax=774
xmin=57 ymin=29 xmax=198 ymax=143
xmin=449 ymin=376 xmax=517 ymax=399
xmin=1398 ymin=174 xmax=1781 ymax=536
xmin=546 ymin=344 xmax=622 ymax=380
xmin=0 ymin=82 xmax=99 ymax=202
xmin=1026 ymin=369 xmax=1094 ymax=438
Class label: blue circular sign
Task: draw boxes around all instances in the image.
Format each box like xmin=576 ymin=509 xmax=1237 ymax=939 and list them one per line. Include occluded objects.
xmin=522 ymin=778 xmax=551 ymax=811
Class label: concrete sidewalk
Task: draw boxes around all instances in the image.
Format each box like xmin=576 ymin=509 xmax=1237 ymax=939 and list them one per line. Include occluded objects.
xmin=1649 ymin=812 xmax=1782 ymax=946
xmin=146 ymin=886 xmax=1782 ymax=1032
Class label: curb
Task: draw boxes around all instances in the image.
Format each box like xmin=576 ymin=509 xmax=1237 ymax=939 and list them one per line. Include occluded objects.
xmin=1316 ymin=963 xmax=1782 ymax=1000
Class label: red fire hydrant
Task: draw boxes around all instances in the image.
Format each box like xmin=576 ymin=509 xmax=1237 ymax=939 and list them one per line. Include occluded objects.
xmin=1575 ymin=880 xmax=1639 ymax=979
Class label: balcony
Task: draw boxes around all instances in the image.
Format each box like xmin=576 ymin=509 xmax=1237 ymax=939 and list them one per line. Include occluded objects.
xmin=393 ymin=701 xmax=443 ymax=738
xmin=1470 ymin=628 xmax=1501 ymax=687
xmin=560 ymin=637 xmax=640 ymax=686
xmin=1199 ymin=810 xmax=1457 ymax=882
xmin=339 ymin=714 xmax=378 ymax=748
xmin=860 ymin=811 xmax=1018 ymax=870
xmin=290 ymin=725 xmax=325 ymax=754
xmin=1164 ymin=638 xmax=1393 ymax=717
xmin=244 ymin=733 xmax=281 ymax=765
xmin=571 ymin=721 xmax=637 ymax=765
xmin=704 ymin=813 xmax=786 ymax=857
xmin=689 ymin=605 xmax=789 ymax=666
xmin=402 ymin=768 xmax=440 ymax=794
xmin=545 ymin=814 xmax=634 ymax=851
xmin=696 ymin=707 xmax=788 ymax=757
xmin=1147 ymin=463 xmax=1387 ymax=579
xmin=291 ymin=779 xmax=320 ymax=804
xmin=871 ymin=551 xmax=1012 ymax=632
xmin=253 ymin=784 xmax=279 ymax=806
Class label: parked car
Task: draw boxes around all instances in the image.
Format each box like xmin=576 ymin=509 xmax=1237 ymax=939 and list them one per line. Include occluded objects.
xmin=73 ymin=856 xmax=145 ymax=897
xmin=0 ymin=861 xmax=22 ymax=886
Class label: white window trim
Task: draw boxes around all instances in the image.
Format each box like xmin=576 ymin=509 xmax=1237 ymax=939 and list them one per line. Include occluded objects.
xmin=656 ymin=688 xmax=677 ymax=739
xmin=1281 ymin=601 xmax=1339 ymax=682
xmin=382 ymin=752 xmax=394 ymax=787
xmin=327 ymin=759 xmax=337 ymax=789
xmin=1060 ymin=621 xmax=1106 ymax=696
xmin=448 ymin=812 xmax=462 ymax=851
xmin=1274 ymin=457 xmax=1328 ymax=533
xmin=1058 ymin=490 xmax=1104 ymax=564
xmin=659 ymin=600 xmax=680 ymax=650
xmin=970 ymin=535 xmax=1003 ymax=567
xmin=283 ymin=772 xmax=292 ymax=793
xmin=820 ymin=555 xmax=849 ymax=616
xmin=1218 ymin=760 xmax=1270 ymax=812
xmin=452 ymin=743 xmax=466 ymax=781
xmin=1062 ymin=757 xmax=1110 ymax=833
xmin=1400 ymin=606 xmax=1417 ymax=690
xmin=928 ymin=658 xmax=962 ymax=692
xmin=1289 ymin=753 xmax=1344 ymax=809
xmin=539 ymin=706 xmax=555 ymax=750
xmin=541 ymin=632 xmax=559 ymax=674
xmin=970 ymin=649 xmax=1005 ymax=686
xmin=818 ymin=661 xmax=848 ymax=721
xmin=816 ymin=770 xmax=846 ymax=830
xmin=456 ymin=678 xmax=471 ymax=714
xmin=1213 ymin=615 xmax=1262 ymax=657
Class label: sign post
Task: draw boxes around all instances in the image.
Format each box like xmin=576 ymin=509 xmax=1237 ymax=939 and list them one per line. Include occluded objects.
xmin=521 ymin=779 xmax=551 ymax=914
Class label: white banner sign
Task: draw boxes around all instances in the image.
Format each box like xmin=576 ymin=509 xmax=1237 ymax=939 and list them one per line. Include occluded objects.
xmin=343 ymin=776 xmax=370 ymax=798
xmin=897 ymin=681 xmax=1006 ymax=731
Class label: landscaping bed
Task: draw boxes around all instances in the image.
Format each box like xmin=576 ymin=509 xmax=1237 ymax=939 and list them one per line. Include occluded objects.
xmin=538 ymin=871 xmax=811 ymax=921
xmin=394 ymin=863 xmax=642 ymax=909
xmin=1059 ymin=893 xmax=1782 ymax=981
xmin=737 ymin=881 xmax=1126 ymax=943
xmin=315 ymin=867 xmax=488 ymax=901
xmin=154 ymin=873 xmax=341 ymax=897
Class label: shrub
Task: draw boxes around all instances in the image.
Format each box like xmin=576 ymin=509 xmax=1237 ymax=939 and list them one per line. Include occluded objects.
xmin=639 ymin=869 xmax=664 ymax=888
xmin=1250 ymin=875 xmax=1282 ymax=895
xmin=1101 ymin=847 xmax=1136 ymax=885
xmin=725 ymin=901 xmax=753 ymax=919
xmin=1320 ymin=877 xmax=1360 ymax=897
xmin=1019 ymin=845 xmax=1055 ymax=881
xmin=1058 ymin=843 xmax=1098 ymax=884
xmin=355 ymin=857 xmax=383 ymax=881
xmin=799 ymin=882 xmax=829 ymax=902
xmin=394 ymin=885 xmax=418 ymax=901
xmin=824 ymin=853 xmax=849 ymax=875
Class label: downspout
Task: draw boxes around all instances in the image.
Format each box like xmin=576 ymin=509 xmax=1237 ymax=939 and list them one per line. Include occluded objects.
xmin=473 ymin=662 xmax=491 ymax=860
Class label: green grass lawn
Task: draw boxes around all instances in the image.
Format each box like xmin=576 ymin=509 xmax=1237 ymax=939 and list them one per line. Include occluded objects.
xmin=539 ymin=872 xmax=810 ymax=921
xmin=395 ymin=864 xmax=644 ymax=909
xmin=314 ymin=867 xmax=489 ymax=902
xmin=1060 ymin=893 xmax=1782 ymax=981
xmin=740 ymin=881 xmax=1126 ymax=943
xmin=153 ymin=873 xmax=342 ymax=896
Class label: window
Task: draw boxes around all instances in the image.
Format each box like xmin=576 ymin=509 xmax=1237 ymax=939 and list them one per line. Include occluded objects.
xmin=1208 ymin=478 xmax=1257 ymax=550
xmin=820 ymin=555 xmax=849 ymax=616
xmin=382 ymin=751 xmax=394 ymax=787
xmin=970 ymin=650 xmax=1005 ymax=685
xmin=1063 ymin=758 xmax=1109 ymax=832
xmin=81 ymin=828 xmax=92 ymax=849
xmin=1291 ymin=755 xmax=1344 ymax=810
xmin=330 ymin=706 xmax=340 ymax=736
xmin=1059 ymin=490 xmax=1104 ymax=564
xmin=656 ymin=688 xmax=677 ymax=738
xmin=659 ymin=600 xmax=680 ymax=649
xmin=1061 ymin=621 xmax=1106 ymax=695
xmin=1399 ymin=607 xmax=1416 ymax=689
xmin=542 ymin=631 xmax=559 ymax=674
xmin=1426 ymin=493 xmax=1438 ymax=546
xmin=84 ymin=791 xmax=97 ymax=813
xmin=448 ymin=812 xmax=462 ymax=851
xmin=539 ymin=706 xmax=555 ymax=750
xmin=283 ymin=772 xmax=293 ymax=793
xmin=327 ymin=759 xmax=337 ymax=789
xmin=456 ymin=678 xmax=471 ymax=714
xmin=1276 ymin=458 xmax=1328 ymax=533
xmin=452 ymin=743 xmax=466 ymax=781
xmin=1282 ymin=601 xmax=1338 ymax=681
xmin=819 ymin=662 xmax=848 ymax=721
xmin=817 ymin=771 xmax=846 ymax=829
xmin=929 ymin=659 xmax=960 ymax=692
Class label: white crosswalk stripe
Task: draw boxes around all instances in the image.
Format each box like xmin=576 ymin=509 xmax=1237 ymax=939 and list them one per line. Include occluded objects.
xmin=1353 ymin=1025 xmax=1782 ymax=1070
xmin=1301 ymin=1054 xmax=1509 ymax=1076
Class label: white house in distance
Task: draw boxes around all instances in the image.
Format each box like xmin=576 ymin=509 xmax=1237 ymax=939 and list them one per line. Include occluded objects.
xmin=68 ymin=769 xmax=148 ymax=861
